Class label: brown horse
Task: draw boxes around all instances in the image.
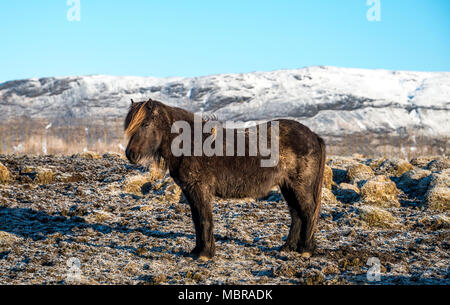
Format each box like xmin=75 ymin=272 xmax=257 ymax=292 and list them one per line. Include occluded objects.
xmin=124 ymin=98 xmax=325 ymax=261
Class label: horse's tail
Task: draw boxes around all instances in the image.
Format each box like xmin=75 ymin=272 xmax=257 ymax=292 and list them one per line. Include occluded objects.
xmin=309 ymin=135 xmax=326 ymax=240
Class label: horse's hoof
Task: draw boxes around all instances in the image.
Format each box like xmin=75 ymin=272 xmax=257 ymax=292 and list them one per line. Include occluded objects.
xmin=300 ymin=252 xmax=312 ymax=258
xmin=197 ymin=255 xmax=211 ymax=262
xmin=280 ymin=243 xmax=296 ymax=252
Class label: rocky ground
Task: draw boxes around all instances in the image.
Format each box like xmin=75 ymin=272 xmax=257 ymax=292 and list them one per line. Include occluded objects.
xmin=0 ymin=152 xmax=448 ymax=285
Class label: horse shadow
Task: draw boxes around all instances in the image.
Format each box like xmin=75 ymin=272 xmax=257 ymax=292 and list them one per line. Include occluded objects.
xmin=0 ymin=206 xmax=276 ymax=258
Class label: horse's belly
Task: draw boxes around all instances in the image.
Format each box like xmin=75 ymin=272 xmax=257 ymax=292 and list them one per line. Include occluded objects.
xmin=214 ymin=170 xmax=279 ymax=199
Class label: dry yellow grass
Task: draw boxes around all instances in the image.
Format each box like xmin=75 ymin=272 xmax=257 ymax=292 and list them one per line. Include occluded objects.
xmin=321 ymin=188 xmax=337 ymax=204
xmin=323 ymin=165 xmax=333 ymax=189
xmin=426 ymin=187 xmax=450 ymax=212
xmin=74 ymin=151 xmax=101 ymax=159
xmin=35 ymin=168 xmax=55 ymax=184
xmin=123 ymin=164 xmax=165 ymax=196
xmin=0 ymin=118 xmax=447 ymax=157
xmin=360 ymin=175 xmax=400 ymax=208
xmin=347 ymin=164 xmax=374 ymax=182
xmin=358 ymin=206 xmax=399 ymax=229
xmin=0 ymin=162 xmax=10 ymax=183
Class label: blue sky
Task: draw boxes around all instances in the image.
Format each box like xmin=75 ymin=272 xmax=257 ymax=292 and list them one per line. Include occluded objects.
xmin=0 ymin=0 xmax=449 ymax=81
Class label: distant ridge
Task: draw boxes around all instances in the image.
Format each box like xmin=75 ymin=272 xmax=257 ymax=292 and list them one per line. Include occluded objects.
xmin=0 ymin=66 xmax=449 ymax=138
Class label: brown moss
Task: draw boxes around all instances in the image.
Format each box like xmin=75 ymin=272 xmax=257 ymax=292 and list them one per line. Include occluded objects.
xmin=102 ymin=152 xmax=126 ymax=160
xmin=410 ymin=156 xmax=437 ymax=168
xmin=139 ymin=205 xmax=153 ymax=212
xmin=162 ymin=183 xmax=182 ymax=203
xmin=73 ymin=151 xmax=101 ymax=159
xmin=425 ymin=170 xmax=450 ymax=211
xmin=20 ymin=166 xmax=54 ymax=184
xmin=335 ymin=183 xmax=360 ymax=203
xmin=358 ymin=206 xmax=399 ymax=228
xmin=304 ymin=270 xmax=325 ymax=285
xmin=376 ymin=159 xmax=414 ymax=177
xmin=86 ymin=210 xmax=113 ymax=223
xmin=426 ymin=158 xmax=450 ymax=172
xmin=347 ymin=164 xmax=374 ymax=182
xmin=360 ymin=175 xmax=400 ymax=208
xmin=418 ymin=215 xmax=450 ymax=230
xmin=35 ymin=168 xmax=54 ymax=184
xmin=321 ymin=188 xmax=337 ymax=204
xmin=368 ymin=158 xmax=386 ymax=170
xmin=0 ymin=231 xmax=21 ymax=250
xmin=426 ymin=187 xmax=449 ymax=212
xmin=0 ymin=162 xmax=10 ymax=183
xmin=123 ymin=262 xmax=139 ymax=275
xmin=57 ymin=172 xmax=86 ymax=183
xmin=124 ymin=173 xmax=160 ymax=196
xmin=323 ymin=165 xmax=333 ymax=189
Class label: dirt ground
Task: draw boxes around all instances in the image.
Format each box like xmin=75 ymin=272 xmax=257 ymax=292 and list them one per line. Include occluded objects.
xmin=0 ymin=153 xmax=448 ymax=285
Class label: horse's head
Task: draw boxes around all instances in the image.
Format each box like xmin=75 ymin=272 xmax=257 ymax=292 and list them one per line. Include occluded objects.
xmin=124 ymin=99 xmax=163 ymax=164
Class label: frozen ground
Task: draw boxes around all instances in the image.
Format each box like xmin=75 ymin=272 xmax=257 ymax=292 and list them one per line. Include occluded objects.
xmin=0 ymin=153 xmax=448 ymax=285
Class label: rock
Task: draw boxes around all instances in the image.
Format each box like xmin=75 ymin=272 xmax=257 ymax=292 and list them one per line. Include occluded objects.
xmin=376 ymin=159 xmax=414 ymax=177
xmin=332 ymin=168 xmax=348 ymax=185
xmin=123 ymin=172 xmax=162 ymax=196
xmin=149 ymin=274 xmax=167 ymax=285
xmin=323 ymin=165 xmax=333 ymax=189
xmin=0 ymin=162 xmax=10 ymax=183
xmin=86 ymin=210 xmax=114 ymax=223
xmin=426 ymin=158 xmax=450 ymax=172
xmin=0 ymin=231 xmax=22 ymax=249
xmin=273 ymin=264 xmax=297 ymax=277
xmin=410 ymin=156 xmax=436 ymax=168
xmin=303 ymin=270 xmax=325 ymax=285
xmin=347 ymin=164 xmax=374 ymax=182
xmin=139 ymin=205 xmax=153 ymax=212
xmin=424 ymin=170 xmax=450 ymax=211
xmin=426 ymin=187 xmax=449 ymax=212
xmin=396 ymin=169 xmax=431 ymax=198
xmin=417 ymin=215 xmax=450 ymax=230
xmin=360 ymin=175 xmax=400 ymax=207
xmin=358 ymin=206 xmax=399 ymax=228
xmin=20 ymin=166 xmax=54 ymax=184
xmin=327 ymin=156 xmax=360 ymax=169
xmin=162 ymin=183 xmax=182 ymax=203
xmin=102 ymin=152 xmax=125 ymax=160
xmin=368 ymin=158 xmax=386 ymax=170
xmin=123 ymin=262 xmax=139 ymax=275
xmin=73 ymin=151 xmax=101 ymax=159
xmin=56 ymin=172 xmax=86 ymax=183
xmin=428 ymin=169 xmax=450 ymax=188
xmin=258 ymin=190 xmax=283 ymax=202
xmin=335 ymin=183 xmax=360 ymax=204
xmin=35 ymin=168 xmax=54 ymax=184
xmin=321 ymin=188 xmax=337 ymax=204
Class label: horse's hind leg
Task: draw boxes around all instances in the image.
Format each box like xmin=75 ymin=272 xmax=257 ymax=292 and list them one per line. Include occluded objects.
xmin=280 ymin=184 xmax=317 ymax=257
xmin=279 ymin=185 xmax=301 ymax=252
xmin=296 ymin=191 xmax=318 ymax=257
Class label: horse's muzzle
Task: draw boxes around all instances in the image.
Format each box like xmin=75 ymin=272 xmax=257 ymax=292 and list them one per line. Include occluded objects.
xmin=125 ymin=147 xmax=138 ymax=164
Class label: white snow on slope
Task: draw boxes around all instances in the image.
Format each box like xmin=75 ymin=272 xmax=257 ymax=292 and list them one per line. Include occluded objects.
xmin=0 ymin=66 xmax=448 ymax=137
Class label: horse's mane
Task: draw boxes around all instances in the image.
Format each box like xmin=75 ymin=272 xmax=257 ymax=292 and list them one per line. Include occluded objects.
xmin=124 ymin=100 xmax=149 ymax=138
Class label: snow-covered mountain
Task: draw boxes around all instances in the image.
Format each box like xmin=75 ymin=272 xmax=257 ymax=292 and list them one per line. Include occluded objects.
xmin=0 ymin=66 xmax=449 ymax=138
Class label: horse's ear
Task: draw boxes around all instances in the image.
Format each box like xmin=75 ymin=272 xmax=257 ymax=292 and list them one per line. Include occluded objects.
xmin=146 ymin=99 xmax=154 ymax=110
xmin=131 ymin=99 xmax=134 ymax=105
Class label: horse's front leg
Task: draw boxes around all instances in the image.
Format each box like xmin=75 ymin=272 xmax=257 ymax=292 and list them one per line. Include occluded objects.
xmin=183 ymin=188 xmax=215 ymax=260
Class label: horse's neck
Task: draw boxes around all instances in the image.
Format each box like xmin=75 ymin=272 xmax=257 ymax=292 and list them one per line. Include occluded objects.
xmin=155 ymin=105 xmax=194 ymax=167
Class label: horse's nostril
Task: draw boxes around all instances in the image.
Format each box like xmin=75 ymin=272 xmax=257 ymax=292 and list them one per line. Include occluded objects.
xmin=126 ymin=148 xmax=136 ymax=163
